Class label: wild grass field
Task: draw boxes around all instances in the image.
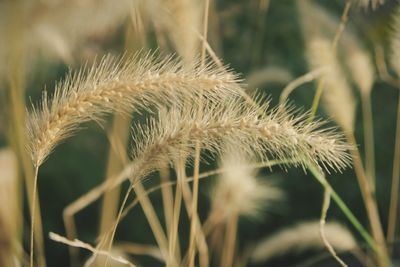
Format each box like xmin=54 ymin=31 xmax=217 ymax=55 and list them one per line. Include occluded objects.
xmin=0 ymin=0 xmax=400 ymax=266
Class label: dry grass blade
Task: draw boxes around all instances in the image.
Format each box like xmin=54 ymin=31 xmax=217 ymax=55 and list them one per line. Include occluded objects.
xmin=117 ymin=242 xmax=163 ymax=262
xmin=49 ymin=233 xmax=135 ymax=267
xmin=27 ymin=51 xmax=241 ymax=167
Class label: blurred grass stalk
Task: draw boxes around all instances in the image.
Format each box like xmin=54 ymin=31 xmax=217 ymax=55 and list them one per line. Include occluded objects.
xmin=373 ymin=44 xmax=400 ymax=253
xmin=0 ymin=149 xmax=20 ymax=266
xmin=5 ymin=2 xmax=46 ymax=267
xmin=387 ymin=93 xmax=400 ymax=247
xmin=96 ymin=10 xmax=154 ymax=266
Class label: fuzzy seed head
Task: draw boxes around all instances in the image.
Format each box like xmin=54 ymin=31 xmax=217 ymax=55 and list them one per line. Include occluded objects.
xmin=210 ymin=150 xmax=285 ymax=220
xmin=27 ymin=52 xmax=242 ymax=167
xmin=128 ymin=96 xmax=352 ymax=188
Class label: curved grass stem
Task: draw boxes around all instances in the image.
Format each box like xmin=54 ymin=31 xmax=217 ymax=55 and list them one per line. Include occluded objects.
xmin=307 ymin=162 xmax=391 ymax=267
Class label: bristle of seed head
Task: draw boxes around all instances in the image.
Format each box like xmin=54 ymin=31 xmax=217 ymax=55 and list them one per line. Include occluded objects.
xmin=127 ymin=96 xmax=352 ymax=186
xmin=27 ymin=52 xmax=242 ymax=167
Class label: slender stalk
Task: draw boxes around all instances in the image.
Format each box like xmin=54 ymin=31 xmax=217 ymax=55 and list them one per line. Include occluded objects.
xmin=387 ymin=93 xmax=400 ymax=245
xmin=308 ymin=78 xmax=326 ymax=122
xmin=168 ymin=159 xmax=185 ymax=267
xmin=96 ymin=114 xmax=131 ymax=267
xmin=346 ymin=132 xmax=389 ymax=266
xmin=200 ymin=0 xmax=210 ymax=63
xmin=307 ymin=163 xmax=377 ymax=252
xmin=133 ymin=183 xmax=169 ymax=258
xmin=250 ymin=0 xmax=270 ymax=67
xmin=319 ymin=188 xmax=347 ymax=267
xmin=180 ymin=175 xmax=210 ymax=267
xmin=361 ymin=92 xmax=376 ymax=191
xmin=331 ymin=1 xmax=351 ymax=52
xmin=279 ymin=68 xmax=327 ymax=105
xmin=219 ymin=213 xmax=238 ymax=267
xmin=160 ymin=165 xmax=174 ymax=238
xmin=64 ymin=159 xmax=292 ymax=240
xmin=188 ymin=144 xmax=201 ymax=267
xmin=103 ymin=184 xmax=133 ymax=267
xmin=30 ymin=166 xmax=39 ymax=267
xmin=99 ymin=115 xmax=131 ymax=234
xmin=117 ymin=242 xmax=163 ymax=261
xmin=6 ymin=3 xmax=46 ymax=266
xmin=120 ymin=159 xmax=293 ymax=226
xmin=188 ymin=1 xmax=211 ymax=266
xmin=307 ymin=162 xmax=391 ymax=267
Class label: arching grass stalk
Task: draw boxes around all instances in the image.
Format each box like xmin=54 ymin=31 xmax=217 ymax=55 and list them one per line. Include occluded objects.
xmin=307 ymin=162 xmax=392 ymax=267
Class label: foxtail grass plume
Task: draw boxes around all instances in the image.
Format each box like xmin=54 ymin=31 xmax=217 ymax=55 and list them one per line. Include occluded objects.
xmin=27 ymin=52 xmax=241 ymax=167
xmin=127 ymin=97 xmax=351 ymax=188
xmin=210 ymin=150 xmax=285 ymax=220
xmin=250 ymin=221 xmax=358 ymax=263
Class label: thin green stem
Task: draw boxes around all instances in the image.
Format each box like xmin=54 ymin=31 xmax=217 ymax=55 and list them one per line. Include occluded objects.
xmin=308 ymin=78 xmax=325 ymax=122
xmin=104 ymin=184 xmax=133 ymax=267
xmin=306 ymin=162 xmax=377 ymax=252
xmin=308 ymin=162 xmax=392 ymax=267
